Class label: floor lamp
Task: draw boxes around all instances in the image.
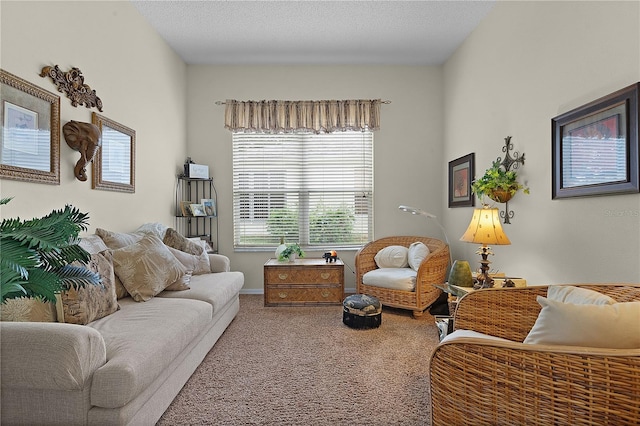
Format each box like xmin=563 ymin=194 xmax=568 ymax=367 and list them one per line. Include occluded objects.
xmin=398 ymin=205 xmax=453 ymax=269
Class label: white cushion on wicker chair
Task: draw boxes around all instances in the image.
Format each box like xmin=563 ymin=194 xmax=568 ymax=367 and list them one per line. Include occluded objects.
xmin=441 ymin=329 xmax=513 ymax=344
xmin=362 ymin=268 xmax=416 ymax=291
xmin=374 ymin=245 xmax=409 ymax=268
xmin=408 ymin=242 xmax=430 ymax=271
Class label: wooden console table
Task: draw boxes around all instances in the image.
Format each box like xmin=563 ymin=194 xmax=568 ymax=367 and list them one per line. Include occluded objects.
xmin=263 ymin=258 xmax=344 ymax=306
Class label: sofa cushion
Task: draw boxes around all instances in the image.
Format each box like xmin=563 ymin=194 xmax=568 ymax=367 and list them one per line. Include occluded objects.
xmin=0 ymin=297 xmax=57 ymax=322
xmin=96 ymin=228 xmax=143 ymax=249
xmin=374 ymin=245 xmax=409 ymax=268
xmin=168 ymin=245 xmax=211 ymax=275
xmin=163 ymin=228 xmax=204 ymax=255
xmin=88 ymin=297 xmax=212 ymax=408
xmin=111 ymin=234 xmax=187 ymax=302
xmin=135 ymin=222 xmax=169 ymax=239
xmin=79 ymin=234 xmax=109 ymax=254
xmin=157 ymin=271 xmax=244 ymax=314
xmin=523 ymin=296 xmax=640 ymax=348
xmin=362 ymin=268 xmax=417 ymax=291
xmin=57 ymin=251 xmax=119 ymax=325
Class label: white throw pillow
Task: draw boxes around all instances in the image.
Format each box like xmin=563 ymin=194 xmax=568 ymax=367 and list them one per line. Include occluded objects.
xmin=547 ymin=285 xmax=616 ymax=305
xmin=362 ymin=268 xmax=417 ymax=291
xmin=407 ymin=242 xmax=430 ymax=271
xmin=523 ymin=296 xmax=640 ymax=349
xmin=374 ymin=245 xmax=409 ymax=268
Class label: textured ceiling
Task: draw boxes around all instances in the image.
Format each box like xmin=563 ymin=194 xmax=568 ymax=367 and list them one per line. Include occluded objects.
xmin=131 ymin=0 xmax=496 ymax=65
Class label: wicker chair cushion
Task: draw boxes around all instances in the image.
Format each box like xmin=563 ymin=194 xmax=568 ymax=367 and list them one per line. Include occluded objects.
xmin=408 ymin=242 xmax=430 ymax=271
xmin=548 ymin=285 xmax=616 ymax=305
xmin=362 ymin=268 xmax=416 ymax=291
xmin=523 ymin=296 xmax=640 ymax=348
xmin=441 ymin=329 xmax=511 ymax=344
xmin=374 ymin=245 xmax=408 ymax=268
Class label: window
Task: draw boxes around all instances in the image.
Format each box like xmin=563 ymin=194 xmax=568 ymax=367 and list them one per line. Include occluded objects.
xmin=233 ymin=131 xmax=373 ymax=249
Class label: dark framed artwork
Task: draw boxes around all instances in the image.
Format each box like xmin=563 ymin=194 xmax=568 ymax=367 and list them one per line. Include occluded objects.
xmin=448 ymin=153 xmax=475 ymax=207
xmin=0 ymin=69 xmax=60 ymax=184
xmin=552 ymin=83 xmax=639 ymax=199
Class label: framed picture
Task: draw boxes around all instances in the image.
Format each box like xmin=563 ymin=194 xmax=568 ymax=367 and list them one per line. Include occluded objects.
xmin=92 ymin=113 xmax=135 ymax=193
xmin=552 ymin=83 xmax=639 ymax=199
xmin=180 ymin=200 xmax=193 ymax=216
xmin=190 ymin=203 xmax=206 ymax=216
xmin=0 ymin=69 xmax=60 ymax=184
xmin=201 ymin=198 xmax=216 ymax=216
xmin=448 ymin=153 xmax=475 ymax=207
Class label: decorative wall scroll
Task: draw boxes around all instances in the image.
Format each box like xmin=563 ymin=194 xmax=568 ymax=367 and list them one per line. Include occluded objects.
xmin=40 ymin=65 xmax=103 ymax=111
xmin=91 ymin=112 xmax=135 ymax=193
xmin=552 ymin=83 xmax=639 ymax=199
xmin=0 ymin=69 xmax=60 ymax=184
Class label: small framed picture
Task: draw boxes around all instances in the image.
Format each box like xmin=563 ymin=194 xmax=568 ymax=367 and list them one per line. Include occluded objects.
xmin=179 ymin=201 xmax=192 ymax=216
xmin=190 ymin=203 xmax=206 ymax=216
xmin=201 ymin=198 xmax=217 ymax=216
xmin=448 ymin=153 xmax=475 ymax=208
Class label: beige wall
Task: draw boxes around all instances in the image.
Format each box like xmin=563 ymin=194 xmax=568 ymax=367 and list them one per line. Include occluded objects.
xmin=186 ymin=65 xmax=444 ymax=291
xmin=443 ymin=1 xmax=640 ymax=284
xmin=0 ymin=1 xmax=187 ymax=232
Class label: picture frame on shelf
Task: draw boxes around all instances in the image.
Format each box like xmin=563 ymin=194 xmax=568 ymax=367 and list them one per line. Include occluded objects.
xmin=448 ymin=153 xmax=475 ymax=208
xmin=190 ymin=203 xmax=206 ymax=216
xmin=552 ymin=83 xmax=639 ymax=199
xmin=180 ymin=200 xmax=193 ymax=216
xmin=201 ymin=198 xmax=216 ymax=216
xmin=0 ymin=69 xmax=60 ymax=184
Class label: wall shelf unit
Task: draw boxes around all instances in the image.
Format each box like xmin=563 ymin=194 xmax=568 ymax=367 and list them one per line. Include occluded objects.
xmin=175 ymin=175 xmax=218 ymax=253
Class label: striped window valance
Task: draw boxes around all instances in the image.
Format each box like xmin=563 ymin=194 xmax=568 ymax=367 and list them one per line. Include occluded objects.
xmin=223 ymin=99 xmax=381 ymax=134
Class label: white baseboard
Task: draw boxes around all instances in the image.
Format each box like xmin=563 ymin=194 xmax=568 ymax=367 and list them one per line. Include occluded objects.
xmin=240 ymin=287 xmax=357 ymax=295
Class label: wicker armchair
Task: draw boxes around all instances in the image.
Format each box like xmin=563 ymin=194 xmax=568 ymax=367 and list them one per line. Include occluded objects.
xmin=355 ymin=236 xmax=449 ymax=318
xmin=430 ymin=283 xmax=640 ymax=426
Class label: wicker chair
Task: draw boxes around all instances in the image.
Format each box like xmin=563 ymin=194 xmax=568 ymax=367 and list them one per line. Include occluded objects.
xmin=430 ymin=283 xmax=640 ymax=426
xmin=355 ymin=236 xmax=449 ymax=318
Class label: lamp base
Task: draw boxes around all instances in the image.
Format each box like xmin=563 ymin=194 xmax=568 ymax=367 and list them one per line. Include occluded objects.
xmin=473 ymin=244 xmax=495 ymax=289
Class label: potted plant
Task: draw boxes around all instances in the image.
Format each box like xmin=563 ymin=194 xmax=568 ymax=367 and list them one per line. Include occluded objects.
xmin=471 ymin=160 xmax=530 ymax=203
xmin=277 ymin=243 xmax=305 ymax=262
xmin=0 ymin=198 xmax=101 ymax=303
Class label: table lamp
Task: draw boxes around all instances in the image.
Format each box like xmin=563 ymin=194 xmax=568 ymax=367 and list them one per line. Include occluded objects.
xmin=459 ymin=205 xmax=511 ymax=289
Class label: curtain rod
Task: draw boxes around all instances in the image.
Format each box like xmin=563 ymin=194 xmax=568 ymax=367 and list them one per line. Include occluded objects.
xmin=214 ymin=100 xmax=391 ymax=105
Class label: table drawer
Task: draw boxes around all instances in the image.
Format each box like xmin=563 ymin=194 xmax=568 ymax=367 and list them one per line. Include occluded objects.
xmin=265 ymin=285 xmax=343 ymax=305
xmin=264 ymin=267 xmax=342 ymax=284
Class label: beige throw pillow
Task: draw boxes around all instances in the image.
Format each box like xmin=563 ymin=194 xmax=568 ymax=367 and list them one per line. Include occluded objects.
xmin=407 ymin=242 xmax=430 ymax=271
xmin=374 ymin=245 xmax=409 ymax=268
xmin=111 ymin=234 xmax=187 ymax=302
xmin=167 ymin=245 xmax=211 ymax=275
xmin=523 ymin=296 xmax=640 ymax=349
xmin=165 ymin=271 xmax=193 ymax=291
xmin=547 ymin=285 xmax=616 ymax=305
xmin=1 ymin=297 xmax=57 ymax=322
xmin=96 ymin=228 xmax=143 ymax=249
xmin=58 ymin=251 xmax=119 ymax=325
xmin=163 ymin=228 xmax=204 ymax=256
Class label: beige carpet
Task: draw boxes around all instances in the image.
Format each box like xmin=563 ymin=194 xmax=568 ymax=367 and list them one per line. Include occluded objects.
xmin=158 ymin=294 xmax=441 ymax=425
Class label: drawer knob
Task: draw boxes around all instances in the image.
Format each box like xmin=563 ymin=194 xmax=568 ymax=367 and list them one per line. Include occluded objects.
xmin=320 ymin=273 xmax=330 ymax=280
xmin=278 ymin=273 xmax=288 ymax=280
xmin=321 ymin=291 xmax=330 ymax=298
xmin=278 ymin=292 xmax=288 ymax=299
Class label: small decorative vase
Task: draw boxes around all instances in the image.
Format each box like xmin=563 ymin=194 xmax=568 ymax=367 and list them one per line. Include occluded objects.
xmin=275 ymin=237 xmax=287 ymax=259
xmin=288 ymin=253 xmax=297 ymax=262
xmin=448 ymin=260 xmax=473 ymax=287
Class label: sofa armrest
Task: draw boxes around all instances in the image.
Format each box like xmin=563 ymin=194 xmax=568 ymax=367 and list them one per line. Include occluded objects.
xmin=430 ymin=336 xmax=640 ymax=425
xmin=0 ymin=322 xmax=106 ymax=390
xmin=208 ymin=253 xmax=230 ymax=273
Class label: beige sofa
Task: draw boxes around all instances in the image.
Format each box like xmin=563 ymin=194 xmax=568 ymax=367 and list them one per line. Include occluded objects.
xmin=1 ymin=230 xmax=244 ymax=425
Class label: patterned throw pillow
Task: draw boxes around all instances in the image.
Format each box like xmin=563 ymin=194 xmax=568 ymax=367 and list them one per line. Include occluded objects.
xmin=96 ymin=228 xmax=143 ymax=249
xmin=165 ymin=271 xmax=193 ymax=291
xmin=0 ymin=297 xmax=57 ymax=322
xmin=167 ymin=245 xmax=211 ymax=275
xmin=111 ymin=234 xmax=187 ymax=302
xmin=57 ymin=250 xmax=119 ymax=325
xmin=163 ymin=228 xmax=204 ymax=256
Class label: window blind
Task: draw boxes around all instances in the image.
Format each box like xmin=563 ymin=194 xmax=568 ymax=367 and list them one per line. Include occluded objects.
xmin=233 ymin=131 xmax=373 ymax=249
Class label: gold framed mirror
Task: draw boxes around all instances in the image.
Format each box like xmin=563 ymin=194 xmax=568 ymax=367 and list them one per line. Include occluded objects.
xmin=91 ymin=112 xmax=135 ymax=193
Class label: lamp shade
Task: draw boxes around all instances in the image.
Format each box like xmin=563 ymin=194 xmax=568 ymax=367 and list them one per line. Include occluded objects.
xmin=460 ymin=206 xmax=511 ymax=245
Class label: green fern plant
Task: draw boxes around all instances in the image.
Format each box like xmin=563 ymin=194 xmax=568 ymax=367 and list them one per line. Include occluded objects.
xmin=0 ymin=198 xmax=100 ymax=303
